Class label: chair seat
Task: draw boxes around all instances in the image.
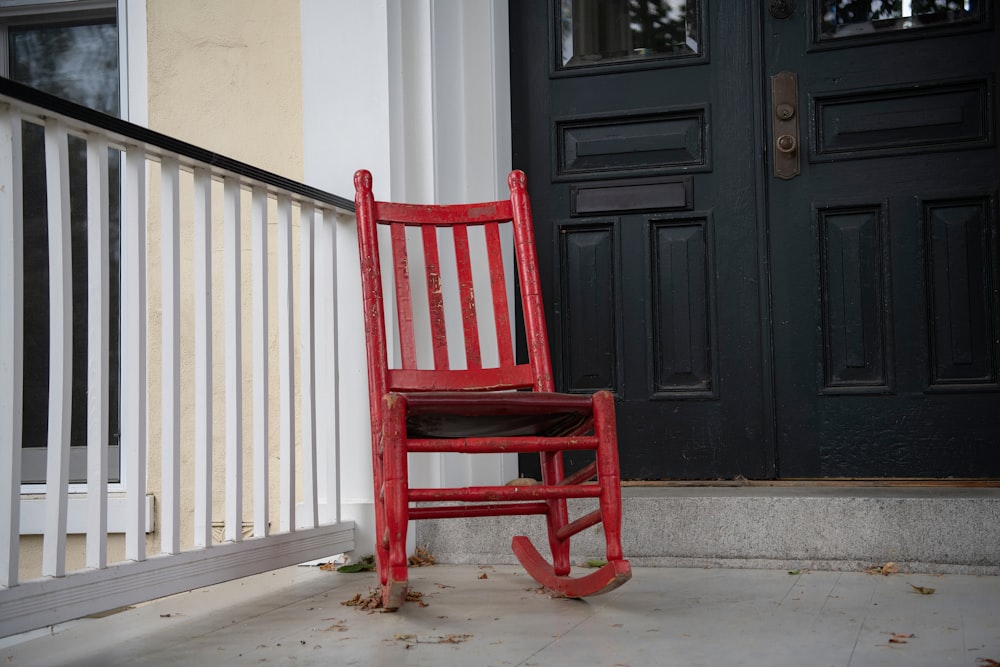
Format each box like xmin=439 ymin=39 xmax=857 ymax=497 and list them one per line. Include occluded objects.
xmin=400 ymin=391 xmax=594 ymax=438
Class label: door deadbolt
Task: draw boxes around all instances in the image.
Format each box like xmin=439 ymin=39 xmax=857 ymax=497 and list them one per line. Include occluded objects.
xmin=770 ymin=0 xmax=796 ymax=19
xmin=771 ymin=71 xmax=800 ymax=179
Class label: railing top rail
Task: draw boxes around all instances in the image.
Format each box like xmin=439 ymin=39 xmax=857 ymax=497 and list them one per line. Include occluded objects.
xmin=0 ymin=76 xmax=355 ymax=213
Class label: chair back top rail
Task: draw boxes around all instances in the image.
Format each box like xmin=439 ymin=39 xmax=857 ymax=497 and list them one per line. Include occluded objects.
xmin=0 ymin=76 xmax=353 ymax=212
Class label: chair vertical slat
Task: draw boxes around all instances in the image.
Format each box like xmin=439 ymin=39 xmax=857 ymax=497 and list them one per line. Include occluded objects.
xmin=315 ymin=208 xmax=339 ymax=520
xmin=42 ymin=119 xmax=72 ymax=578
xmin=160 ymin=157 xmax=181 ymax=555
xmin=390 ymin=222 xmax=418 ymax=369
xmin=421 ymin=225 xmax=450 ymax=369
xmin=299 ymin=204 xmax=318 ymax=530
xmin=0 ymin=106 xmax=24 ymax=587
xmin=484 ymin=222 xmax=514 ymax=366
xmin=251 ymin=186 xmax=269 ymax=537
xmin=223 ymin=176 xmax=243 ymax=543
xmin=85 ymin=135 xmax=109 ymax=569
xmin=123 ymin=144 xmax=147 ymax=562
xmin=452 ymin=225 xmax=482 ymax=369
xmin=277 ymin=195 xmax=295 ymax=533
xmin=192 ymin=168 xmax=213 ymax=548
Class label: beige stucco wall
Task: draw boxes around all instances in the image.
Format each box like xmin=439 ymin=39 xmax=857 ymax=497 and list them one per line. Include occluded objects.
xmin=147 ymin=0 xmax=304 ymax=179
xmin=18 ymin=0 xmax=306 ymax=580
xmin=144 ymin=0 xmax=306 ymax=554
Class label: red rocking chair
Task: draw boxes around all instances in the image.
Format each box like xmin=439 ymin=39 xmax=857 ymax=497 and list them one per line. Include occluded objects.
xmin=354 ymin=169 xmax=631 ymax=608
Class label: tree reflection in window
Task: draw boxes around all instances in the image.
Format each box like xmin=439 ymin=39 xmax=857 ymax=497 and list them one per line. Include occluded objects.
xmin=560 ymin=0 xmax=700 ymax=67
xmin=819 ymin=0 xmax=979 ymax=40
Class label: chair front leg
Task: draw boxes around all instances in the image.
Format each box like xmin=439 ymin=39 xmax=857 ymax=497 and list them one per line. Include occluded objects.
xmin=382 ymin=393 xmax=411 ymax=607
xmin=593 ymin=390 xmax=624 ymax=562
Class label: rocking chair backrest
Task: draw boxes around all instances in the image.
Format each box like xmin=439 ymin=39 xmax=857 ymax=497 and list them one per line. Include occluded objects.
xmin=353 ymin=169 xmax=555 ymax=409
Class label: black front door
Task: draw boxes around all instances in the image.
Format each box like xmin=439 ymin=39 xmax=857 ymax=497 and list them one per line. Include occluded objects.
xmin=767 ymin=2 xmax=999 ymax=476
xmin=510 ymin=0 xmax=999 ymax=480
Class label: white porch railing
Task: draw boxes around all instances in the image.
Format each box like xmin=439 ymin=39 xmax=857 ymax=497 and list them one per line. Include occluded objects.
xmin=0 ymin=79 xmax=356 ymax=638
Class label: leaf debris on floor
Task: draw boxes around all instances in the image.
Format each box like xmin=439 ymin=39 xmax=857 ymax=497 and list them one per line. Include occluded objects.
xmin=341 ymin=587 xmax=427 ymax=612
xmin=909 ymin=583 xmax=936 ymax=595
xmin=333 ymin=554 xmax=377 ymax=573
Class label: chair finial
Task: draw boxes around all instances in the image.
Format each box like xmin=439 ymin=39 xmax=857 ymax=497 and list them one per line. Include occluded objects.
xmin=508 ymin=169 xmax=527 ymax=192
xmin=354 ymin=169 xmax=373 ymax=194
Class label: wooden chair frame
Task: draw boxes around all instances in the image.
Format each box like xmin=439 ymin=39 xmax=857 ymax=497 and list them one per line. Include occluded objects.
xmin=354 ymin=169 xmax=630 ymax=608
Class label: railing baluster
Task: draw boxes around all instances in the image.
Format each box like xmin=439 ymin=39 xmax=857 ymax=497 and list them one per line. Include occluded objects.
xmin=224 ymin=176 xmax=243 ymax=542
xmin=277 ymin=195 xmax=295 ymax=533
xmin=160 ymin=157 xmax=181 ymax=555
xmin=299 ymin=204 xmax=318 ymax=530
xmin=252 ymin=186 xmax=269 ymax=538
xmin=123 ymin=144 xmax=147 ymax=563
xmin=42 ymin=119 xmax=72 ymax=578
xmin=315 ymin=208 xmax=338 ymax=521
xmin=193 ymin=168 xmax=213 ymax=548
xmin=85 ymin=135 xmax=110 ymax=569
xmin=0 ymin=106 xmax=24 ymax=588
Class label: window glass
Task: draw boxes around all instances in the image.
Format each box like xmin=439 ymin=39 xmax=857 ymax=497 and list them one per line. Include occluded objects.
xmin=10 ymin=20 xmax=119 ymax=114
xmin=559 ymin=0 xmax=700 ymax=68
xmin=818 ymin=0 xmax=981 ymax=41
xmin=8 ymin=16 xmax=122 ymax=483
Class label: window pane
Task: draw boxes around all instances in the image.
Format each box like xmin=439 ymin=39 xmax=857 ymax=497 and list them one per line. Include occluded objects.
xmin=560 ymin=0 xmax=700 ymax=68
xmin=818 ymin=0 xmax=981 ymax=41
xmin=9 ymin=20 xmax=119 ymax=115
xmin=10 ymin=18 xmax=122 ymax=483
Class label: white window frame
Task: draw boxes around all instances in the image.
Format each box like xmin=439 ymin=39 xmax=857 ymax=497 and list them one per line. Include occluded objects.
xmin=2 ymin=0 xmax=147 ymax=532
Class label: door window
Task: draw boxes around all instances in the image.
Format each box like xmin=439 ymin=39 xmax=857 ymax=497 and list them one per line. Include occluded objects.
xmin=818 ymin=0 xmax=981 ymax=41
xmin=559 ymin=0 xmax=701 ymax=68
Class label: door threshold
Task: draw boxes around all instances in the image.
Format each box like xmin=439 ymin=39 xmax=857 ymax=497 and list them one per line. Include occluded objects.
xmin=622 ymin=478 xmax=1000 ymax=488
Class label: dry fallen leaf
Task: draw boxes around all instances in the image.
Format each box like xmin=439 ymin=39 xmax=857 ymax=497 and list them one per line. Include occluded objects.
xmin=887 ymin=632 xmax=915 ymax=645
xmin=478 ymin=573 xmax=489 ymax=580
xmin=865 ymin=561 xmax=899 ymax=576
xmin=909 ymin=583 xmax=936 ymax=595
xmin=409 ymin=546 xmax=436 ymax=567
xmin=394 ymin=633 xmax=473 ymax=645
xmin=975 ymin=659 xmax=1000 ymax=667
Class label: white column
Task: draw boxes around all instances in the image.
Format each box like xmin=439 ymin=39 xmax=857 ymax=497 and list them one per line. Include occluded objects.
xmin=300 ymin=0 xmax=516 ymax=554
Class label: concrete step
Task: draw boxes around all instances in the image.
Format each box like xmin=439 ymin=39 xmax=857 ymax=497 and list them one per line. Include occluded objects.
xmin=415 ymin=486 xmax=1000 ymax=575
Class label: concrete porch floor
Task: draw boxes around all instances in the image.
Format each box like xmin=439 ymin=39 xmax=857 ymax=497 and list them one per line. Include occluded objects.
xmin=3 ymin=561 xmax=998 ymax=667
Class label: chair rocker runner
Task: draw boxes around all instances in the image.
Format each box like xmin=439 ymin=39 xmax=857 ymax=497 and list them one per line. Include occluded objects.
xmin=354 ymin=169 xmax=631 ymax=609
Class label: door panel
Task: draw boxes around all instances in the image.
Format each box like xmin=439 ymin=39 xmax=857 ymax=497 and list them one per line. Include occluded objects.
xmin=767 ymin=1 xmax=999 ymax=477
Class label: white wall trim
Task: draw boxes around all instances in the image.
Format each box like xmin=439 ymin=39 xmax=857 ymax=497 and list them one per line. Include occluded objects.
xmin=120 ymin=0 xmax=148 ymax=127
xmin=19 ymin=493 xmax=153 ymax=534
xmin=299 ymin=1 xmax=518 ymax=552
